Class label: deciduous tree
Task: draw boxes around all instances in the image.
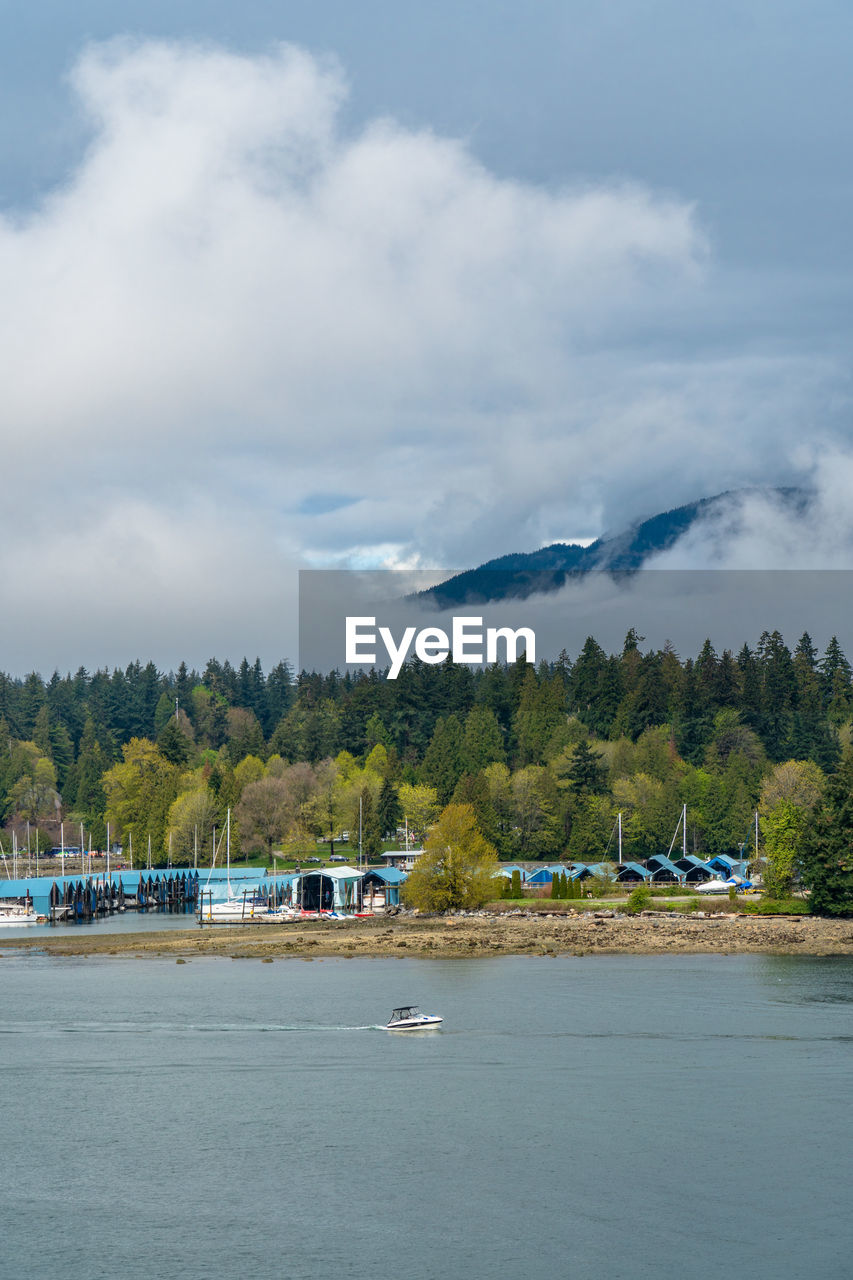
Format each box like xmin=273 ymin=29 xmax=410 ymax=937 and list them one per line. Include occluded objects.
xmin=402 ymin=803 xmax=499 ymax=911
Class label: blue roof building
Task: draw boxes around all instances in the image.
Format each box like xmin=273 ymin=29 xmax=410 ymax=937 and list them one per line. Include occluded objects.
xmin=615 ymin=861 xmax=652 ymax=883
xmin=674 ymin=855 xmax=715 ymax=882
xmin=646 ymin=855 xmax=685 ymax=884
xmin=525 ymin=864 xmax=571 ymax=885
xmin=706 ymin=855 xmax=749 ymax=879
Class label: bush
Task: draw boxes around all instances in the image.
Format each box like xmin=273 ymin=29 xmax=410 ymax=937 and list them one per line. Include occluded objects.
xmin=624 ymin=884 xmax=653 ymax=915
xmin=737 ymin=897 xmax=810 ymax=915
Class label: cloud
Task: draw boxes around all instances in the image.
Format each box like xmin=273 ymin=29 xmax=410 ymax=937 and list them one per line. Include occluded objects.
xmin=648 ymin=450 xmax=853 ymax=570
xmin=0 ymin=37 xmax=847 ymax=672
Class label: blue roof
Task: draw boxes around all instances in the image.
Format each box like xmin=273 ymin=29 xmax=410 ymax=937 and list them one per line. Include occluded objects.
xmin=363 ymin=868 xmax=407 ymax=884
xmin=706 ymin=855 xmax=748 ymax=873
xmin=615 ymin=862 xmax=651 ymax=879
xmin=647 ymin=855 xmax=684 ymax=874
xmin=526 ymin=865 xmax=572 ymax=883
xmin=675 ymin=855 xmax=708 ymax=870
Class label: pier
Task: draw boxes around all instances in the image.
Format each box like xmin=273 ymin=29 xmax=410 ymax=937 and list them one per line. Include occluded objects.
xmin=0 ymin=869 xmax=202 ymax=923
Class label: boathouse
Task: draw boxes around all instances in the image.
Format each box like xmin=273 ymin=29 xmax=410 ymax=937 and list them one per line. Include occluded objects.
xmin=526 ymin=865 xmax=572 ymax=886
xmin=493 ymin=864 xmax=528 ymax=883
xmin=294 ymin=866 xmax=362 ymax=912
xmin=706 ymin=854 xmax=749 ymax=880
xmin=615 ymin=861 xmax=652 ymax=884
xmin=571 ymin=863 xmax=613 ymax=882
xmin=360 ymin=868 xmax=405 ymax=910
xmin=674 ymin=855 xmax=715 ymax=883
xmin=645 ymin=855 xmax=685 ymax=884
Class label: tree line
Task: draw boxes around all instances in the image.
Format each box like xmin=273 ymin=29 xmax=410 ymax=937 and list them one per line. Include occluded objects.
xmin=0 ymin=630 xmax=851 ymax=909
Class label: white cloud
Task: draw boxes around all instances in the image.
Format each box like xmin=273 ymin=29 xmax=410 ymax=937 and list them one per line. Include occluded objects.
xmin=648 ymin=449 xmax=853 ymax=570
xmin=0 ymin=37 xmax=846 ymax=672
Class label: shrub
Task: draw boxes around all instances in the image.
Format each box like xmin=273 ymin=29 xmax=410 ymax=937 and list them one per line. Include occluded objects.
xmin=625 ymin=884 xmax=653 ymax=915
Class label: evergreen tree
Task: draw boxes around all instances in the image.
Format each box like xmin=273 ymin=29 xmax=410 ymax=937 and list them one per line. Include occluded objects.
xmin=377 ymin=777 xmax=402 ymax=838
xmin=421 ymin=715 xmax=464 ymax=805
xmin=265 ymin=661 xmax=295 ymax=734
xmin=566 ymin=739 xmax=607 ymax=794
xmin=736 ymin=644 xmax=763 ymax=732
xmin=513 ymin=669 xmax=565 ymax=765
xmin=800 ymin=755 xmax=853 ymax=915
xmin=157 ymin=717 xmax=192 ymax=766
xmin=756 ymin=630 xmax=794 ymax=760
xmin=359 ymin=786 xmax=383 ymax=861
xmin=462 ymin=705 xmax=505 ymax=773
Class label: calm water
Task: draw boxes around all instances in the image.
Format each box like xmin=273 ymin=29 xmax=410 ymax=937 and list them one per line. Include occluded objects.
xmin=1 ymin=951 xmax=851 ymax=1280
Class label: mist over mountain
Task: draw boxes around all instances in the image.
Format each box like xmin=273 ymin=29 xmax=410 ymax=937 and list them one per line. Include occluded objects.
xmin=422 ymin=488 xmax=811 ymax=607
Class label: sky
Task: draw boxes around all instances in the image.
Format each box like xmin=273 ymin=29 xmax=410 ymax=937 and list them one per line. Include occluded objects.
xmin=2 ymin=1 xmax=853 ymax=676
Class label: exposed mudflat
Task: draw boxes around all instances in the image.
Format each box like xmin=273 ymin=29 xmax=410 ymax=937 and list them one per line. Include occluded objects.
xmin=2 ymin=910 xmax=852 ymax=959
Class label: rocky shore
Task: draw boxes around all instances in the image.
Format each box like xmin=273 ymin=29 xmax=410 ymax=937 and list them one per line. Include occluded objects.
xmin=2 ymin=909 xmax=852 ymax=960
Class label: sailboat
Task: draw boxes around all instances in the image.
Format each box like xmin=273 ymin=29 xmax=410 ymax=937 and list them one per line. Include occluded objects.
xmin=196 ymin=811 xmax=264 ymax=923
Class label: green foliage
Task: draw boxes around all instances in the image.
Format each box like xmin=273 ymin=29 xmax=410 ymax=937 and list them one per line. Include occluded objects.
xmin=510 ymin=868 xmax=523 ymax=899
xmin=402 ymin=803 xmax=499 ymax=911
xmin=157 ymin=716 xmax=192 ymax=766
xmin=421 ymin=715 xmax=464 ymax=805
xmin=102 ymin=738 xmax=181 ymax=864
xmin=624 ymin=884 xmax=653 ymax=914
xmin=462 ymin=705 xmax=506 ymax=773
xmin=377 ymin=777 xmax=402 ymax=837
xmin=800 ymin=755 xmax=853 ymax=916
xmin=0 ymin=630 xmax=850 ymax=870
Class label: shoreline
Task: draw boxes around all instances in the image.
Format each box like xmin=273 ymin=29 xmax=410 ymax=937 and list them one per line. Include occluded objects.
xmin=2 ymin=911 xmax=852 ymax=959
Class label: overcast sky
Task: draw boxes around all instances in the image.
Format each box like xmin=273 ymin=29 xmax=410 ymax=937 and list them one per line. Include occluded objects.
xmin=2 ymin=2 xmax=852 ymax=676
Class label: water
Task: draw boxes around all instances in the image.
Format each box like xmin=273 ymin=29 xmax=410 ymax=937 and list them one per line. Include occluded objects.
xmin=1 ymin=951 xmax=851 ymax=1280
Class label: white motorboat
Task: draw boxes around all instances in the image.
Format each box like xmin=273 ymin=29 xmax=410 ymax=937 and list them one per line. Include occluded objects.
xmin=696 ymin=878 xmax=743 ymax=894
xmin=385 ymin=1005 xmax=443 ymax=1031
xmin=0 ymin=901 xmax=42 ymax=926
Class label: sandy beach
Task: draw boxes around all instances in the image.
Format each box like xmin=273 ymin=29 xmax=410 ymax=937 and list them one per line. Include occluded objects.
xmin=2 ymin=910 xmax=852 ymax=959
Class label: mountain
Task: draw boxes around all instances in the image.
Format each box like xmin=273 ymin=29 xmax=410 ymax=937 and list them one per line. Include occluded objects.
xmin=421 ymin=488 xmax=809 ymax=607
